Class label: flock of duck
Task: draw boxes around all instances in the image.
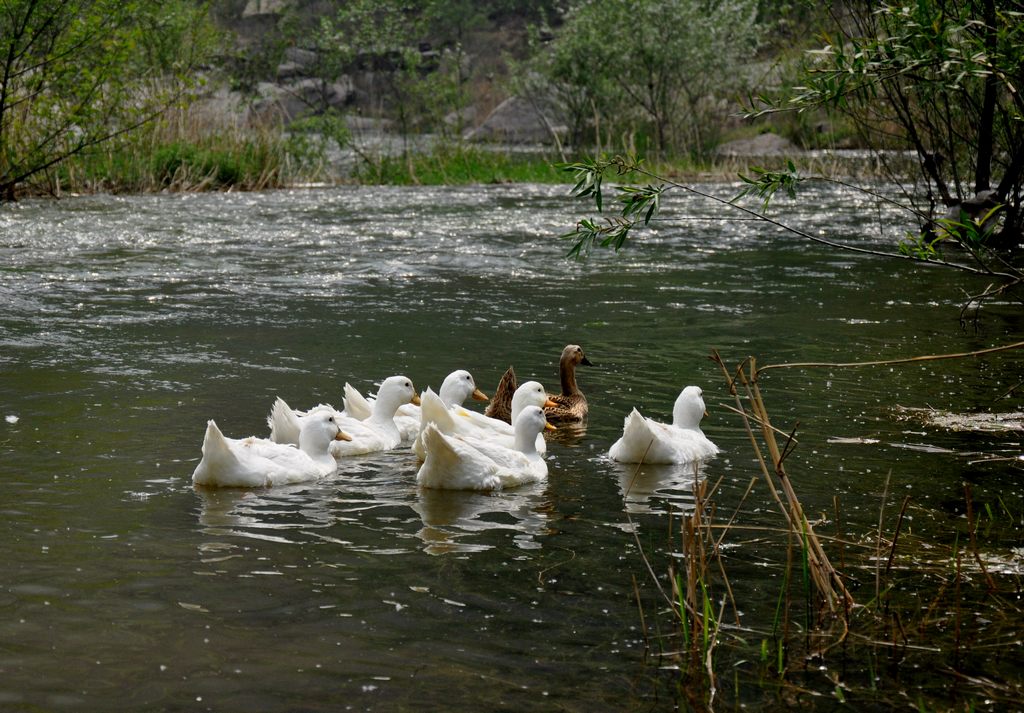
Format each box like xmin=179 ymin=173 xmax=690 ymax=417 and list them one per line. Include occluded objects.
xmin=191 ymin=345 xmax=720 ymax=491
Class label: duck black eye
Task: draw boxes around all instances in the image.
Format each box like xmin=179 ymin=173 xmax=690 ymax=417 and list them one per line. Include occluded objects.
xmin=328 ymin=416 xmax=335 ymax=422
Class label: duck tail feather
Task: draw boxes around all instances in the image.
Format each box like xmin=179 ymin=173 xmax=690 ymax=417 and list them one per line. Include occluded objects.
xmin=343 ymin=382 xmax=373 ymax=420
xmin=199 ymin=419 xmax=240 ymax=471
xmin=484 ymin=366 xmax=517 ymax=421
xmin=268 ymin=396 xmax=301 ymax=444
xmin=420 ymin=387 xmax=455 ymax=433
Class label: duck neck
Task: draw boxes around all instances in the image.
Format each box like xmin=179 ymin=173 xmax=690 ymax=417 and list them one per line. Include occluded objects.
xmin=370 ymin=394 xmax=403 ymax=429
xmin=514 ymin=427 xmax=539 ymax=455
xmin=299 ymin=433 xmax=335 ymax=467
xmin=510 ymin=395 xmax=526 ymax=423
xmin=560 ymin=357 xmax=581 ymax=396
xmin=672 ymin=402 xmax=703 ymax=431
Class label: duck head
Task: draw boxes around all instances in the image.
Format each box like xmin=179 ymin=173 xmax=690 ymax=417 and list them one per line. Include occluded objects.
xmin=510 ymin=380 xmax=557 ymax=421
xmin=438 ymin=369 xmax=488 ymax=407
xmin=512 ymin=405 xmax=554 ymax=452
xmin=299 ymin=410 xmax=353 ymax=453
xmin=560 ymin=344 xmax=593 ymax=368
xmin=673 ymin=386 xmax=707 ymax=430
xmin=373 ymin=375 xmax=420 ymax=419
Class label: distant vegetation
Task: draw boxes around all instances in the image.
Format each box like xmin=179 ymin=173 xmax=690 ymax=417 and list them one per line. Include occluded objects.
xmin=3 ymin=0 xmax=1022 ymax=263
xmin=0 ymin=0 xmax=218 ymax=199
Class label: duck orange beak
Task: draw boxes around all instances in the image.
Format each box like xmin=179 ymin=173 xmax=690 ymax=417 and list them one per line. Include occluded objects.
xmin=411 ymin=393 xmax=422 ymax=406
xmin=472 ymin=388 xmax=489 ymax=402
xmin=335 ymin=430 xmax=353 ymax=442
xmin=544 ymin=421 xmax=557 ymax=432
xmin=544 ymin=398 xmax=558 ymax=409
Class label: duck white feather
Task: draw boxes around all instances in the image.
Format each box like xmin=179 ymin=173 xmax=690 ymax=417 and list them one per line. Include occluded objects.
xmin=193 ymin=410 xmax=351 ymax=488
xmin=267 ymin=398 xmax=340 ymax=445
xmin=412 ymin=380 xmax=554 ymax=459
xmin=342 ymin=383 xmax=373 ymax=421
xmin=416 ymin=405 xmax=552 ymax=491
xmin=330 ymin=375 xmax=421 ymax=456
xmin=608 ymin=386 xmax=719 ymax=464
xmin=344 ymin=370 xmax=487 ymax=442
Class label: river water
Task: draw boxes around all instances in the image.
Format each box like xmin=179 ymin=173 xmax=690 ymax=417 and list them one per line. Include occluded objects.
xmin=1 ymin=183 xmax=1021 ymax=711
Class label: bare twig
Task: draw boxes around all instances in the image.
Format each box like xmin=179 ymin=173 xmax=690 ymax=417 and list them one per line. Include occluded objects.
xmin=756 ymin=340 xmax=1024 ymax=377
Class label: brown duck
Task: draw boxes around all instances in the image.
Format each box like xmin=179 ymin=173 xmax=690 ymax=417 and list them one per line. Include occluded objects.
xmin=485 ymin=344 xmax=594 ymax=424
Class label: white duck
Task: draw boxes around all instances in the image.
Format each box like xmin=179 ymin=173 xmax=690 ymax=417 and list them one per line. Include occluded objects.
xmin=416 ymin=405 xmax=554 ymax=491
xmin=412 ymin=380 xmax=556 ymax=460
xmin=608 ymin=386 xmax=719 ymax=464
xmin=343 ymin=370 xmax=488 ymax=442
xmin=266 ymin=399 xmax=340 ymax=446
xmin=192 ymin=410 xmax=352 ymax=488
xmin=331 ymin=375 xmax=421 ymax=457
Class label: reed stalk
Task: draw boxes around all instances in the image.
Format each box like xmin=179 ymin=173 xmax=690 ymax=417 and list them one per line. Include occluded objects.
xmin=875 ymin=470 xmax=892 ymax=606
xmin=964 ymin=483 xmax=998 ymax=592
xmin=712 ymin=350 xmax=855 ymax=614
xmin=884 ymin=495 xmax=912 ymax=577
xmin=632 ymin=346 xmax=1019 ymax=708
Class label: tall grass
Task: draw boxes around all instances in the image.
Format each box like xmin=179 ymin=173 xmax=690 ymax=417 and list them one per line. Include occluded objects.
xmin=31 ymin=100 xmax=901 ymax=198
xmin=44 ymin=103 xmax=332 ymax=196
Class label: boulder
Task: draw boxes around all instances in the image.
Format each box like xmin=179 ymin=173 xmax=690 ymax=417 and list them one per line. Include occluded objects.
xmin=464 ymin=95 xmax=565 ymax=144
xmin=250 ymin=78 xmax=355 ymax=123
xmin=242 ymin=0 xmax=287 ymax=17
xmin=276 ymin=47 xmax=321 ymax=80
xmin=249 ymin=81 xmax=309 ymax=123
xmin=715 ymin=132 xmax=798 ymax=157
xmin=444 ymin=105 xmax=477 ymax=129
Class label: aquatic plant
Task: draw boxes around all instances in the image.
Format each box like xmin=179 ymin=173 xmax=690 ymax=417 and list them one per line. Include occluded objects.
xmin=628 ymin=349 xmax=1024 ymax=710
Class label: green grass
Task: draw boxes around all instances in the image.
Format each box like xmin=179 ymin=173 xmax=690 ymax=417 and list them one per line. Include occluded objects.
xmin=46 ymin=106 xmax=330 ymax=196
xmin=40 ymin=109 xmax=883 ymax=199
xmin=357 ymin=145 xmax=570 ymax=185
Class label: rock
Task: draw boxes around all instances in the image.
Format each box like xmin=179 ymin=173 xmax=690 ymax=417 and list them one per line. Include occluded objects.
xmin=716 ymin=132 xmax=798 ymax=157
xmin=192 ymin=86 xmax=250 ymax=126
xmin=276 ymin=48 xmax=322 ymax=80
xmin=249 ymin=81 xmax=308 ymax=123
xmin=345 ymin=115 xmax=396 ymax=135
xmin=249 ymin=77 xmax=355 ymax=124
xmin=285 ymin=47 xmax=319 ymax=68
xmin=464 ymin=95 xmax=565 ymax=144
xmin=275 ymin=61 xmax=306 ymax=82
xmin=242 ymin=0 xmax=287 ymax=17
xmin=444 ymin=105 xmax=477 ymax=128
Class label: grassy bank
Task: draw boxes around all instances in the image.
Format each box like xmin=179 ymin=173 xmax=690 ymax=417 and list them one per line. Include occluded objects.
xmin=352 ymin=145 xmax=569 ymax=185
xmin=36 ymin=105 xmax=900 ymax=198
xmin=46 ymin=109 xmax=332 ymax=196
xmin=50 ymin=135 xmax=574 ymax=196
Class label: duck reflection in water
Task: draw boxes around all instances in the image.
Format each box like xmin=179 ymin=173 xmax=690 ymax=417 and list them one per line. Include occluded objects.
xmin=544 ymin=420 xmax=588 ymax=447
xmin=412 ymin=485 xmax=558 ymax=555
xmin=194 ymin=482 xmax=336 ymax=539
xmin=612 ymin=460 xmax=709 ymax=516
